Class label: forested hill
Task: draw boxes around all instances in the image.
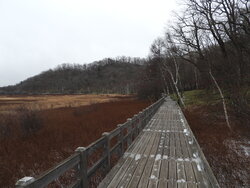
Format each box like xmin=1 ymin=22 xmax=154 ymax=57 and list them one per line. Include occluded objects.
xmin=0 ymin=58 xmax=145 ymax=94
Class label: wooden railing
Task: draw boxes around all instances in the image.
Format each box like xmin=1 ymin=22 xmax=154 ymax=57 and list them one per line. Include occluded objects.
xmin=15 ymin=97 xmax=165 ymax=188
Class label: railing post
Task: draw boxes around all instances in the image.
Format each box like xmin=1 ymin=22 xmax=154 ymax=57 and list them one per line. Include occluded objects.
xmin=141 ymin=110 xmax=145 ymax=128
xmin=133 ymin=114 xmax=139 ymax=136
xmin=75 ymin=147 xmax=88 ymax=188
xmin=145 ymin=107 xmax=149 ymax=124
xmin=102 ymin=132 xmax=111 ymax=172
xmin=15 ymin=177 xmax=35 ymax=188
xmin=127 ymin=118 xmax=132 ymax=146
xmin=138 ymin=112 xmax=143 ymax=132
xmin=117 ymin=124 xmax=124 ymax=156
xmin=141 ymin=111 xmax=145 ymax=129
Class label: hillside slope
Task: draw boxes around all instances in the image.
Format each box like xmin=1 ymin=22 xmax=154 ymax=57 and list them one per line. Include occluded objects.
xmin=0 ymin=59 xmax=144 ymax=94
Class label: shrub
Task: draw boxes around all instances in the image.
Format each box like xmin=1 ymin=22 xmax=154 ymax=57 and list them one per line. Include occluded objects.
xmin=16 ymin=107 xmax=43 ymax=137
xmin=0 ymin=115 xmax=12 ymax=139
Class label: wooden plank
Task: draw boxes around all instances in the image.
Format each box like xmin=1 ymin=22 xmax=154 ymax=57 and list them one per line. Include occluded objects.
xmin=180 ymin=117 xmax=212 ymax=188
xmin=20 ymin=154 xmax=80 ymax=188
xmin=176 ymin=131 xmax=188 ymax=187
xmin=158 ymin=179 xmax=168 ymax=188
xmin=137 ymin=133 xmax=162 ymax=187
xmin=184 ymin=161 xmax=195 ymax=183
xmin=147 ymin=132 xmax=166 ymax=188
xmin=179 ymin=133 xmax=190 ymax=159
xmin=168 ymin=179 xmax=177 ymax=188
xmin=126 ymin=132 xmax=158 ymax=187
xmin=175 ymin=132 xmax=182 ymax=158
xmin=168 ymin=159 xmax=176 ymax=181
xmin=158 ymin=160 xmax=168 ymax=188
xmin=98 ymin=131 xmax=148 ymax=188
xmin=158 ymin=131 xmax=169 ymax=188
xmin=136 ymin=119 xmax=162 ymax=188
xmin=147 ymin=108 xmax=169 ymax=188
xmin=98 ymin=118 xmax=157 ymax=187
xmin=158 ymin=102 xmax=172 ymax=188
xmin=169 ymin=126 xmax=176 ymax=158
xmin=86 ymin=136 xmax=106 ymax=156
xmin=116 ymin=127 xmax=154 ymax=187
xmin=187 ymin=182 xmax=198 ymax=188
xmin=182 ymin=132 xmax=205 ymax=187
xmin=106 ymin=131 xmax=151 ymax=188
xmin=177 ymin=161 xmax=186 ymax=181
xmin=177 ymin=182 xmax=187 ymax=188
xmin=191 ymin=161 xmax=208 ymax=188
xmin=186 ymin=135 xmax=218 ymax=187
xmin=105 ymin=116 xmax=159 ymax=188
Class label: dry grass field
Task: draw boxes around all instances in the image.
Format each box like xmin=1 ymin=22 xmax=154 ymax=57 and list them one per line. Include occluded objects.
xmin=0 ymin=95 xmax=151 ymax=187
xmin=0 ymin=94 xmax=125 ymax=113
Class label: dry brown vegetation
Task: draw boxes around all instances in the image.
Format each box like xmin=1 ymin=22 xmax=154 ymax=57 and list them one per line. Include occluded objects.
xmin=0 ymin=95 xmax=151 ymax=187
xmin=0 ymin=94 xmax=125 ymax=112
xmin=184 ymin=104 xmax=250 ymax=187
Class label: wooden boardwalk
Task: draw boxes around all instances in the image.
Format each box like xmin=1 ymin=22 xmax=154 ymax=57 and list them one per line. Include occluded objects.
xmin=99 ymin=97 xmax=220 ymax=188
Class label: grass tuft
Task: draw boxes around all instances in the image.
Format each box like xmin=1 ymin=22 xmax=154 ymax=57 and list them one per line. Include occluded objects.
xmin=170 ymin=89 xmax=222 ymax=107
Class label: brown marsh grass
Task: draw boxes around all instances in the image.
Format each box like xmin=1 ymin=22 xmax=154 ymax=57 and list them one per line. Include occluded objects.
xmin=0 ymin=94 xmax=126 ymax=112
xmin=0 ymin=96 xmax=151 ymax=187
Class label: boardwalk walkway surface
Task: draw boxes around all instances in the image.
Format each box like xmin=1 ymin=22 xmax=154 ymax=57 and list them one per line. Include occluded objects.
xmin=99 ymin=97 xmax=220 ymax=188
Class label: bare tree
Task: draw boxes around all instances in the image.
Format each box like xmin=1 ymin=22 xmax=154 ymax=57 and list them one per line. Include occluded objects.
xmin=165 ymin=0 xmax=234 ymax=129
xmin=150 ymin=37 xmax=186 ymax=107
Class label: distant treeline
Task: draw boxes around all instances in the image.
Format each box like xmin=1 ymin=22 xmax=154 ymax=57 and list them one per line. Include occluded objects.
xmin=0 ymin=57 xmax=145 ymax=95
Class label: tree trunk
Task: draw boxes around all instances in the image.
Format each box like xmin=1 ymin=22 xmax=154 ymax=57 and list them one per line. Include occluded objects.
xmin=160 ymin=67 xmax=169 ymax=95
xmin=168 ymin=70 xmax=186 ymax=108
xmin=209 ymin=70 xmax=232 ymax=130
xmin=194 ymin=68 xmax=199 ymax=89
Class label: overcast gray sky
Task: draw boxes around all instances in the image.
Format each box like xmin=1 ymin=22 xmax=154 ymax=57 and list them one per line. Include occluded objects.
xmin=0 ymin=0 xmax=178 ymax=87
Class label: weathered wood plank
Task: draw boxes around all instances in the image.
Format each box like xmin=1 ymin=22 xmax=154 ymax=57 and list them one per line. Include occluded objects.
xmin=177 ymin=161 xmax=186 ymax=182
xmin=116 ymin=128 xmax=153 ymax=187
xmin=177 ymin=182 xmax=187 ymax=188
xmin=126 ymin=132 xmax=158 ymax=187
xmin=158 ymin=131 xmax=169 ymax=188
xmin=168 ymin=179 xmax=177 ymax=188
xmin=97 ymin=132 xmax=145 ymax=188
xmin=98 ymin=117 xmax=159 ymax=188
xmin=179 ymin=132 xmax=190 ymax=159
xmin=17 ymin=154 xmax=80 ymax=188
xmin=175 ymin=132 xmax=182 ymax=158
xmin=184 ymin=161 xmax=195 ymax=183
xmin=106 ymin=114 xmax=160 ymax=187
xmin=133 ymin=117 xmax=163 ymax=188
xmin=147 ymin=132 xmax=166 ymax=188
xmin=137 ymin=132 xmax=162 ymax=187
xmin=106 ymin=132 xmax=151 ymax=188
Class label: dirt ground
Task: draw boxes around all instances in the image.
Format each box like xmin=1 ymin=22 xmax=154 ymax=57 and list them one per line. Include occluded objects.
xmin=0 ymin=94 xmax=125 ymax=113
xmin=184 ymin=104 xmax=250 ymax=188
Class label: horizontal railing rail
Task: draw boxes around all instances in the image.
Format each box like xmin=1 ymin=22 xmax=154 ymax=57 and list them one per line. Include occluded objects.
xmin=15 ymin=97 xmax=166 ymax=188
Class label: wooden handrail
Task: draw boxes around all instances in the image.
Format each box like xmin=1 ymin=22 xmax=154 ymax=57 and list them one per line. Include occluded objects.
xmin=15 ymin=97 xmax=165 ymax=188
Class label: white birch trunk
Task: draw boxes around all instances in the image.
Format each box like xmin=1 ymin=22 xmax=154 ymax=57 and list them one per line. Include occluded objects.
xmin=166 ymin=84 xmax=170 ymax=95
xmin=162 ymin=56 xmax=185 ymax=108
xmin=167 ymin=69 xmax=186 ymax=108
xmin=209 ymin=70 xmax=232 ymax=130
